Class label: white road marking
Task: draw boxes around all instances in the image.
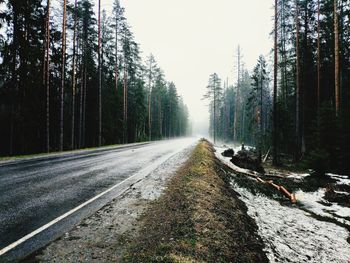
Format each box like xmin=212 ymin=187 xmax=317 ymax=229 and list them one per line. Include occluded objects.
xmin=0 ymin=141 xmax=194 ymax=257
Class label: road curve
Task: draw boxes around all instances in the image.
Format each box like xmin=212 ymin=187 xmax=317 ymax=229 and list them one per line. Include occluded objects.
xmin=0 ymin=137 xmax=197 ymax=262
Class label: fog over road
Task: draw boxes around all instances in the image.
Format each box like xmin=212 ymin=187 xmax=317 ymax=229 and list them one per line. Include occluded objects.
xmin=0 ymin=137 xmax=197 ymax=261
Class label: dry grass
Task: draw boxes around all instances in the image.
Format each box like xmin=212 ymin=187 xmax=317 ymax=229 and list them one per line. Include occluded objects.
xmin=122 ymin=139 xmax=268 ymax=263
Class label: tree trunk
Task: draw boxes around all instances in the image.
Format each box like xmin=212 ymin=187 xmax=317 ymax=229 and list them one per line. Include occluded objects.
xmin=295 ymin=0 xmax=301 ymax=161
xmin=115 ymin=1 xmax=119 ymax=92
xmin=45 ymin=0 xmax=50 ymax=153
xmin=213 ymin=81 xmax=216 ymax=144
xmin=123 ymin=65 xmax=127 ymax=143
xmin=60 ymin=0 xmax=67 ymax=151
xmin=260 ymin=64 xmax=264 ymax=163
xmin=234 ymin=46 xmax=241 ymax=142
xmin=334 ymin=0 xmax=340 ymax=116
xmin=317 ymin=0 xmax=321 ymax=113
xmin=98 ymin=0 xmax=102 ymax=147
xmin=148 ymin=62 xmax=152 ymax=141
xmin=82 ymin=65 xmax=87 ymax=147
xmin=158 ymin=95 xmax=162 ymax=138
xmin=71 ymin=0 xmax=77 ymax=150
xmin=273 ymin=0 xmax=278 ymax=165
xmin=79 ymin=62 xmax=84 ymax=149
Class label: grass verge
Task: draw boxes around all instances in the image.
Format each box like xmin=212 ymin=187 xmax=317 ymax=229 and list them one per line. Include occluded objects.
xmin=122 ymin=139 xmax=268 ymax=263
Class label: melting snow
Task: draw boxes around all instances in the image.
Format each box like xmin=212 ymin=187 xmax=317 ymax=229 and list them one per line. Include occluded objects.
xmin=214 ymin=145 xmax=350 ymax=263
xmin=232 ymin=182 xmax=350 ymax=263
xmin=296 ymin=189 xmax=350 ymax=226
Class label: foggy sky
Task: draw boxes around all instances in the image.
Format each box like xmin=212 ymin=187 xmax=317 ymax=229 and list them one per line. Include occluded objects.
xmin=99 ymin=0 xmax=274 ymax=135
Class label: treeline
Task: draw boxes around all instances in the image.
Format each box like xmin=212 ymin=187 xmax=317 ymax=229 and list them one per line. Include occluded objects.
xmin=205 ymin=0 xmax=350 ymax=174
xmin=0 ymin=0 xmax=189 ymax=156
xmin=204 ymin=49 xmax=272 ymax=161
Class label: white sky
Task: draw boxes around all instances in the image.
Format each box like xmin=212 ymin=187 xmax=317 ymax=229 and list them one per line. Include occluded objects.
xmin=2 ymin=0 xmax=274 ymax=135
xmin=84 ymin=1 xmax=274 ymax=134
xmin=112 ymin=0 xmax=274 ymax=134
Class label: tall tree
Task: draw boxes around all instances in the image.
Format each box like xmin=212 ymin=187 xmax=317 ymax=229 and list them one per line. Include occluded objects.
xmin=334 ymin=0 xmax=340 ymax=116
xmin=295 ymin=0 xmax=301 ymax=160
xmin=273 ymin=0 xmax=278 ymax=165
xmin=317 ymin=0 xmax=321 ymax=113
xmin=250 ymin=56 xmax=268 ymax=162
xmin=60 ymin=0 xmax=67 ymax=151
xmin=146 ymin=54 xmax=156 ymax=141
xmin=234 ymin=46 xmax=242 ymax=142
xmin=98 ymin=0 xmax=102 ymax=146
xmin=203 ymin=73 xmax=222 ymax=144
xmin=71 ymin=0 xmax=78 ymax=149
xmin=45 ymin=0 xmax=51 ymax=153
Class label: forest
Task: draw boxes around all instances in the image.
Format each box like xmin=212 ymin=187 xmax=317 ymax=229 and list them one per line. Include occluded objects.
xmin=0 ymin=0 xmax=190 ymax=156
xmin=204 ymin=0 xmax=350 ymax=174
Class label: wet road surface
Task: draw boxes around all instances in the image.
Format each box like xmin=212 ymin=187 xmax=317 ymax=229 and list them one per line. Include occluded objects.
xmin=0 ymin=138 xmax=196 ymax=261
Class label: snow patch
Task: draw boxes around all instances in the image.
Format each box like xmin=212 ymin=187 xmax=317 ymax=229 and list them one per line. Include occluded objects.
xmin=214 ymin=145 xmax=350 ymax=262
xmin=327 ymin=173 xmax=350 ymax=185
xmin=230 ymin=181 xmax=350 ymax=263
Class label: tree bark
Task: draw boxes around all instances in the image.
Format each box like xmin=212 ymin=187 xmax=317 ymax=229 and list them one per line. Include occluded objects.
xmin=334 ymin=0 xmax=340 ymax=116
xmin=60 ymin=0 xmax=67 ymax=151
xmin=98 ymin=0 xmax=102 ymax=147
xmin=71 ymin=0 xmax=77 ymax=150
xmin=45 ymin=0 xmax=50 ymax=153
xmin=234 ymin=46 xmax=241 ymax=142
xmin=295 ymin=0 xmax=301 ymax=161
xmin=123 ymin=64 xmax=127 ymax=143
xmin=273 ymin=0 xmax=278 ymax=165
xmin=317 ymin=0 xmax=321 ymax=113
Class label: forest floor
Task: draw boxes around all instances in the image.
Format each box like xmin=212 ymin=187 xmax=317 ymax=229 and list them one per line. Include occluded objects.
xmin=24 ymin=139 xmax=268 ymax=262
xmin=215 ymin=145 xmax=350 ymax=262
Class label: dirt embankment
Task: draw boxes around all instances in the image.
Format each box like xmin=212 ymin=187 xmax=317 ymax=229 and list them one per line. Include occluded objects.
xmin=123 ymin=140 xmax=268 ymax=262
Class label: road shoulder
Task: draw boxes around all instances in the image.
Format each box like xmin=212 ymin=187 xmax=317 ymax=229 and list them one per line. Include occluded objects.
xmin=25 ymin=139 xmax=267 ymax=262
xmin=24 ymin=143 xmax=193 ymax=262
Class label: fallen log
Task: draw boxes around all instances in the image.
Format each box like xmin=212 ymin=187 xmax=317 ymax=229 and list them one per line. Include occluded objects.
xmin=256 ymin=177 xmax=266 ymax=184
xmin=221 ymin=161 xmax=297 ymax=204
xmin=267 ymin=180 xmax=281 ymax=191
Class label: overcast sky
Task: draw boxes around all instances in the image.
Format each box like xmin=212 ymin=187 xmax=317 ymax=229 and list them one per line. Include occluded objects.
xmin=99 ymin=0 xmax=274 ymax=135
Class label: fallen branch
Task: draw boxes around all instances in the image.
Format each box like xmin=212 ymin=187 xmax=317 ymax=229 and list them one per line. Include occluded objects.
xmin=262 ymin=147 xmax=271 ymax=163
xmin=221 ymin=161 xmax=297 ymax=204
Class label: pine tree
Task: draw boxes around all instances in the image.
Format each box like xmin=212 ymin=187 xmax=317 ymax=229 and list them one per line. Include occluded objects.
xmin=203 ymin=73 xmax=222 ymax=144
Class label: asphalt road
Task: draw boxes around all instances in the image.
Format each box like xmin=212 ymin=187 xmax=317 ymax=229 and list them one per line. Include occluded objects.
xmin=0 ymin=138 xmax=196 ymax=262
